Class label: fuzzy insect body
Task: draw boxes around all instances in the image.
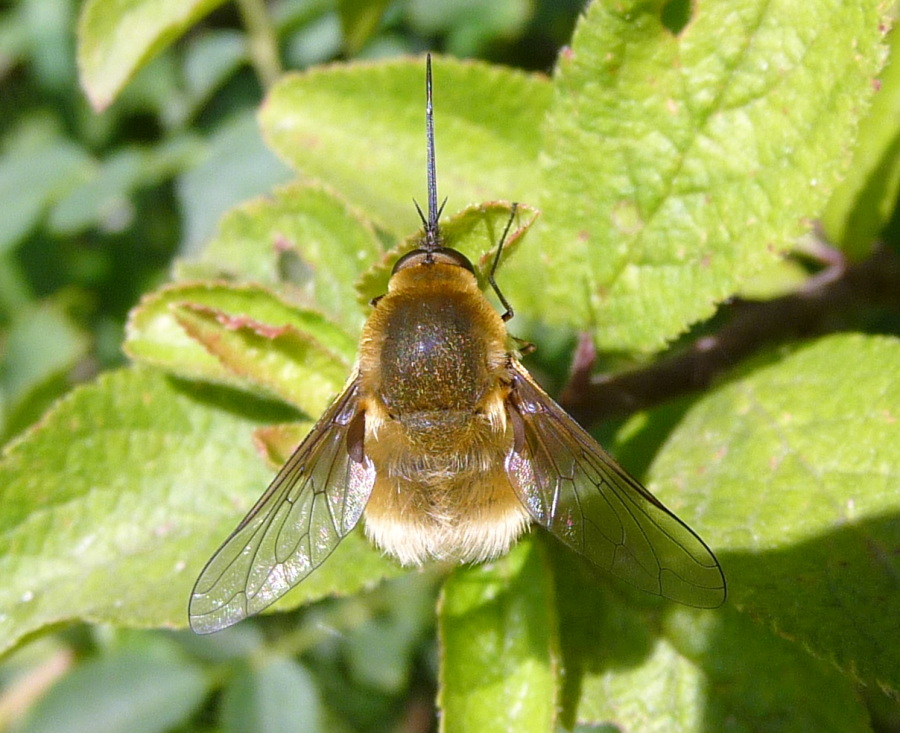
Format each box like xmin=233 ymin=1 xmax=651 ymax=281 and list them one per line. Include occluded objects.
xmin=188 ymin=56 xmax=725 ymax=635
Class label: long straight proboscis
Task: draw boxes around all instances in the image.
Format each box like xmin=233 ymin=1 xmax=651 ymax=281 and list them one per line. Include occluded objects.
xmin=423 ymin=54 xmax=441 ymax=251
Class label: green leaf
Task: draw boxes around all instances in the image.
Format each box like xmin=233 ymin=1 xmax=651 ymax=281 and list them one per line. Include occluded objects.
xmin=406 ymin=0 xmax=532 ymax=58
xmin=48 ymin=147 xmax=148 ymax=235
xmin=552 ymin=548 xmax=869 ymax=731
xmin=338 ymin=0 xmax=392 ymax=55
xmin=109 ymin=51 xmax=189 ymax=128
xmin=280 ymin=10 xmax=343 ymax=69
xmin=77 ymin=0 xmax=228 ymax=110
xmin=0 ymin=9 xmax=29 ymax=75
xmin=172 ymin=302 xmax=351 ymax=416
xmin=182 ymin=30 xmax=248 ymax=112
xmin=259 ymin=56 xmax=552 ymax=238
xmin=0 ymin=302 xmax=90 ymax=443
xmin=124 ymin=282 xmax=356 ymax=415
xmin=177 ymin=111 xmax=295 ymax=254
xmin=650 ymin=333 xmax=900 ymax=693
xmin=46 ymin=136 xmax=204 ymax=236
xmin=18 ymin=640 xmax=208 ymax=733
xmin=20 ymin=0 xmax=76 ymax=92
xmin=732 ymin=254 xmax=810 ymax=301
xmin=221 ymin=657 xmax=321 ymax=733
xmin=179 ymin=181 xmax=383 ymax=332
xmin=821 ymin=24 xmax=900 ymax=259
xmin=0 ymin=132 xmax=92 ymax=254
xmin=538 ymin=0 xmax=889 ymax=352
xmin=438 ymin=537 xmax=558 ymax=733
xmin=676 ymin=606 xmax=870 ymax=732
xmin=0 ymin=368 xmax=399 ymax=655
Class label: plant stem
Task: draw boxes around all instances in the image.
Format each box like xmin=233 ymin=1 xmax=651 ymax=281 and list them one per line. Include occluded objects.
xmin=236 ymin=0 xmax=282 ymax=89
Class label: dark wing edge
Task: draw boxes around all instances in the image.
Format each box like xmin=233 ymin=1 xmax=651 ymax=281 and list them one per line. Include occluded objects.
xmin=188 ymin=374 xmax=376 ymax=634
xmin=505 ymin=360 xmax=726 ymax=608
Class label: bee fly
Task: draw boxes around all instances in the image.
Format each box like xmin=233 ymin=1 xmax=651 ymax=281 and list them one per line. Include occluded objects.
xmin=189 ymin=55 xmax=726 ymax=634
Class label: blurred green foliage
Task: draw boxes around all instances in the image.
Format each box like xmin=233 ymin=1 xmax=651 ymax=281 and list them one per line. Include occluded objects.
xmin=0 ymin=2 xmax=580 ymax=730
xmin=1 ymin=0 xmax=899 ymax=732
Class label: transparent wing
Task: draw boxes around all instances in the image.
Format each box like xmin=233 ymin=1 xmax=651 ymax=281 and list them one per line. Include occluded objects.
xmin=505 ymin=361 xmax=725 ymax=607
xmin=189 ymin=375 xmax=376 ymax=633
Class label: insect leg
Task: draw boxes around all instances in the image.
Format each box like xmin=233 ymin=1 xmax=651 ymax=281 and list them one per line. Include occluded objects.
xmin=488 ymin=202 xmax=518 ymax=322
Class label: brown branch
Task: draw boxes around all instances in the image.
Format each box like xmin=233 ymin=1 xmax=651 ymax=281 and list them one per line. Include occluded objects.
xmin=559 ymin=244 xmax=900 ymax=426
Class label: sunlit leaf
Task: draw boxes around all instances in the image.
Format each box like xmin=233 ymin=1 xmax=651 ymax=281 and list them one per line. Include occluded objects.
xmin=260 ymin=56 xmax=551 ymax=238
xmin=77 ymin=0 xmax=228 ymax=110
xmin=0 ymin=368 xmax=400 ymax=655
xmin=537 ymin=0 xmax=889 ymax=351
xmin=125 ymin=282 xmax=355 ymax=415
xmin=439 ymin=538 xmax=557 ymax=733
xmin=652 ymin=333 xmax=900 ymax=693
xmin=180 ymin=182 xmax=383 ymax=332
xmin=821 ymin=24 xmax=900 ymax=259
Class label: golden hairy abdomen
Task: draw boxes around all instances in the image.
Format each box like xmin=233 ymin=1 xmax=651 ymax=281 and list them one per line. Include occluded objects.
xmin=362 ymin=413 xmax=529 ymax=564
xmin=357 ymin=263 xmax=530 ymax=564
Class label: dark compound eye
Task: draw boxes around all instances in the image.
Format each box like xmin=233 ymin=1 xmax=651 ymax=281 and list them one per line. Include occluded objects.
xmin=392 ymin=247 xmax=475 ymax=275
